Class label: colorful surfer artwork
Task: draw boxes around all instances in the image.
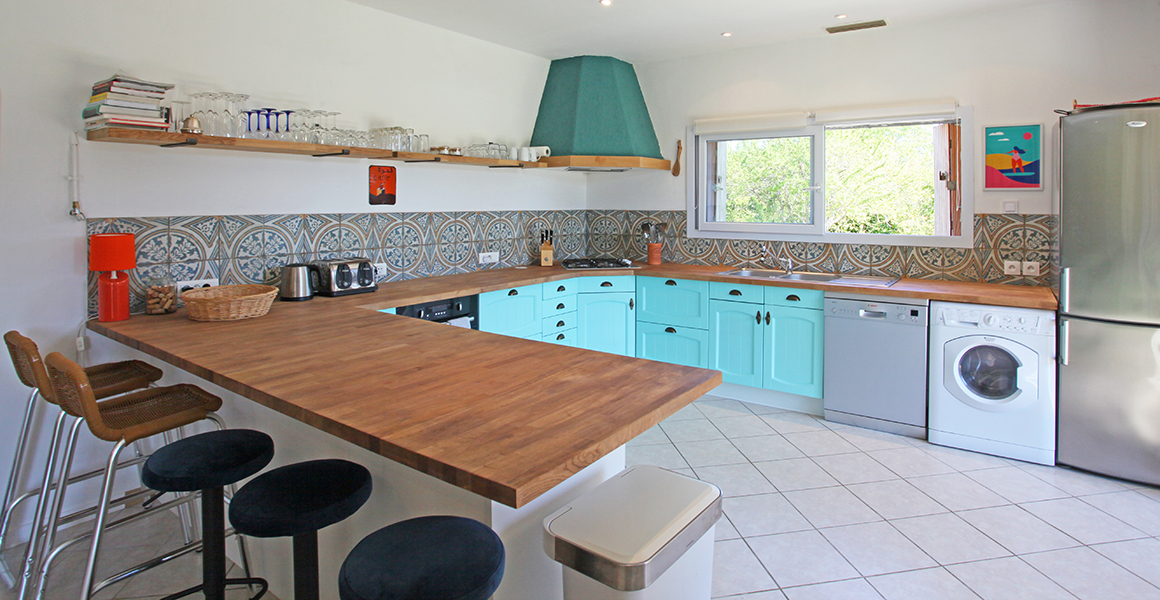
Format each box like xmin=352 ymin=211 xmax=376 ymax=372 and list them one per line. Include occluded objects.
xmin=369 ymin=165 xmax=396 ymax=205
xmin=984 ymin=124 xmax=1043 ymax=190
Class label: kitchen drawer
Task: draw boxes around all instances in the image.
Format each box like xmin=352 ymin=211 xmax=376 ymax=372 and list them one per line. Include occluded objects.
xmin=764 ymin=287 xmax=824 ymax=310
xmin=576 ymin=275 xmax=635 ymax=293
xmin=636 ymin=276 xmax=710 ymax=330
xmin=543 ymin=280 xmax=577 ymax=300
xmin=636 ymin=322 xmax=709 ymax=369
xmin=709 ymin=281 xmax=765 ymax=304
xmin=543 ymin=295 xmax=576 ymax=318
xmin=543 ymin=329 xmax=577 ymax=347
xmin=543 ymin=311 xmax=577 ymax=335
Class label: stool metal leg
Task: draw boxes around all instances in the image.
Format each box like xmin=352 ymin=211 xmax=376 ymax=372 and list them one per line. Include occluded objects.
xmin=35 ymin=416 xmax=85 ymax=595
xmin=293 ymin=531 xmax=320 ymax=600
xmin=16 ymin=410 xmax=68 ymax=600
xmin=203 ymin=487 xmax=226 ymax=600
xmin=0 ymin=389 xmax=40 ymax=550
xmin=79 ymin=439 xmax=127 ymax=600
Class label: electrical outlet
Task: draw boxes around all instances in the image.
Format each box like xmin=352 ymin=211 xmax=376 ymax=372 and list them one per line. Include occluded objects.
xmin=478 ymin=252 xmax=499 ymax=265
xmin=1022 ymin=261 xmax=1041 ymax=276
xmin=1003 ymin=201 xmax=1019 ymax=214
xmin=177 ymin=278 xmax=219 ymax=293
xmin=372 ymin=263 xmax=388 ymax=279
xmin=75 ymin=336 xmax=86 ymax=352
xmin=1003 ymin=260 xmax=1022 ymax=275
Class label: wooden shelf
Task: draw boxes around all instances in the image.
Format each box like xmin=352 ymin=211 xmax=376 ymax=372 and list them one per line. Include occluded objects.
xmin=85 ymin=128 xmax=546 ymax=168
xmin=544 ymin=155 xmax=671 ymax=171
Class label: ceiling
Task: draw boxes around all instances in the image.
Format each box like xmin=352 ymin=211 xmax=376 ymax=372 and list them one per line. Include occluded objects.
xmin=350 ymin=0 xmax=1061 ymax=65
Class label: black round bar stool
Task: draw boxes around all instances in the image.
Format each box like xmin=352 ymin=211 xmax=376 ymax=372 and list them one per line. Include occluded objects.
xmin=338 ymin=516 xmax=505 ymax=600
xmin=141 ymin=429 xmax=275 ymax=600
xmin=229 ymin=459 xmax=373 ymax=600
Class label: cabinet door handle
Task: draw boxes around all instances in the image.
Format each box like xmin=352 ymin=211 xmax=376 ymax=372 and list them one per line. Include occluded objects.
xmin=665 ymin=327 xmax=677 ymax=333
xmin=508 ymin=289 xmax=518 ymax=296
xmin=557 ymin=285 xmax=567 ymax=292
xmin=629 ymin=298 xmax=634 ymax=309
xmin=601 ymin=281 xmax=613 ymax=287
xmin=557 ymin=320 xmax=565 ymax=327
xmin=730 ymin=289 xmax=743 ymax=296
xmin=557 ymin=333 xmax=565 ymax=341
xmin=556 ymin=303 xmax=565 ymax=310
xmin=765 ymin=311 xmax=770 ymax=325
xmin=786 ymin=294 xmax=800 ymax=302
xmin=665 ymin=279 xmax=677 ymax=286
xmin=756 ymin=310 xmax=762 ymax=324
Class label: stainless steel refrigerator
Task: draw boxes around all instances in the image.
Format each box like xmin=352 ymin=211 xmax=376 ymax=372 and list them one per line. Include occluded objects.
xmin=1058 ymin=103 xmax=1160 ymax=484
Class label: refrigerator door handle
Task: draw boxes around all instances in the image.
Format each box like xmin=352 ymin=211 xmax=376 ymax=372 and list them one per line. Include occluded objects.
xmin=1060 ymin=267 xmax=1070 ymax=314
xmin=1060 ymin=318 xmax=1069 ymax=365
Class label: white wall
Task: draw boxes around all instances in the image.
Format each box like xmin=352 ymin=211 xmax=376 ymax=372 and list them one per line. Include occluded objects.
xmin=589 ymin=0 xmax=1160 ymax=214
xmin=0 ymin=0 xmax=581 ymax=543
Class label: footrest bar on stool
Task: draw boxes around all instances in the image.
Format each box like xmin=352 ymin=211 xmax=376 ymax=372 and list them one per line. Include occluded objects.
xmin=158 ymin=577 xmax=267 ymax=600
xmin=89 ymin=527 xmax=245 ymax=595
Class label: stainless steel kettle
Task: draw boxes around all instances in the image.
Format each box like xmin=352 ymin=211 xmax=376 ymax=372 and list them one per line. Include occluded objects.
xmin=279 ymin=263 xmax=315 ymax=301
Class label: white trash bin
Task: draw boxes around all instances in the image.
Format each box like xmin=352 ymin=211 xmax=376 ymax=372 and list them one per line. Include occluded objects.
xmin=544 ymin=465 xmax=722 ymax=600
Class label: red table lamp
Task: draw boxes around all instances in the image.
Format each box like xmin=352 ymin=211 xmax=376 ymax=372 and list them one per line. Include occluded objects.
xmin=90 ymin=233 xmax=136 ymax=322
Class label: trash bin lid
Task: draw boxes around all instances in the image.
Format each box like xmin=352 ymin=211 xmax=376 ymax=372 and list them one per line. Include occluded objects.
xmin=543 ymin=465 xmax=722 ymax=591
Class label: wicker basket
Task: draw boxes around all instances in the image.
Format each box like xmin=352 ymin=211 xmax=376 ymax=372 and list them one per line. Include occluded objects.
xmin=182 ymin=284 xmax=278 ymax=322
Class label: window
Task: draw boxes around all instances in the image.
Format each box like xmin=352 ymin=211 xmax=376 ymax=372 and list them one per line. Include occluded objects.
xmin=689 ymin=106 xmax=974 ymax=247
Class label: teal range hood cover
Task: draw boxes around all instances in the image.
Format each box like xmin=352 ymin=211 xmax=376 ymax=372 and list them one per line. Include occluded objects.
xmin=530 ymin=55 xmax=663 ymax=159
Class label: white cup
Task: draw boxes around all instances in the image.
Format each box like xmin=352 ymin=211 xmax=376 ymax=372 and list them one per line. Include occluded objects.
xmin=519 ymin=147 xmax=533 ymax=162
xmin=509 ymin=147 xmax=519 ymax=160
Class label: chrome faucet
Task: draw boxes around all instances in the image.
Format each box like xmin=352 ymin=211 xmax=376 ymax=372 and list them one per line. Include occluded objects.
xmin=761 ymin=243 xmax=794 ymax=274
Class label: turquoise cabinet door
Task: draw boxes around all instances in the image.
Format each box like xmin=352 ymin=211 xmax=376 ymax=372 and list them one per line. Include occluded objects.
xmin=762 ymin=305 xmax=824 ymax=398
xmin=479 ymin=285 xmax=543 ymax=338
xmin=636 ymin=277 xmax=710 ymax=329
xmin=576 ymin=292 xmax=636 ymax=356
xmin=636 ymin=322 xmax=709 ymax=368
xmin=708 ymin=299 xmax=764 ymax=388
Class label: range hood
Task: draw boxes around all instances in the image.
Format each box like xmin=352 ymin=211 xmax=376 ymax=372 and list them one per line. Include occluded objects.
xmin=530 ymin=55 xmax=670 ymax=172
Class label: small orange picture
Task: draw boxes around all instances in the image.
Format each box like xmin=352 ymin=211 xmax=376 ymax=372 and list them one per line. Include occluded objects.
xmin=369 ymin=166 xmax=396 ymax=205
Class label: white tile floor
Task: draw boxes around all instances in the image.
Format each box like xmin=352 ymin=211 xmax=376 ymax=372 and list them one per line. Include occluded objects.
xmin=626 ymin=394 xmax=1160 ymax=600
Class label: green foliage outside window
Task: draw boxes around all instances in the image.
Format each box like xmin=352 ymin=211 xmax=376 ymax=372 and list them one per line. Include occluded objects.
xmin=719 ymin=137 xmax=812 ymax=225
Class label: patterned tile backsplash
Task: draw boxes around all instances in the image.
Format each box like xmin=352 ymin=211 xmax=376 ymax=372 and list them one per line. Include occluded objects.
xmin=86 ymin=211 xmax=1053 ymax=316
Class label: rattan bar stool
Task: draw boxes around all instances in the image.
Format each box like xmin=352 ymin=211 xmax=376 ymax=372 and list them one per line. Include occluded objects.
xmin=41 ymin=352 xmax=234 ymax=600
xmin=2 ymin=331 xmax=161 ymax=596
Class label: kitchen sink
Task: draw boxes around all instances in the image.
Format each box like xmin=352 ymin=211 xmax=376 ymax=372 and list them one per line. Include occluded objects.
xmin=718 ymin=268 xmax=898 ymax=288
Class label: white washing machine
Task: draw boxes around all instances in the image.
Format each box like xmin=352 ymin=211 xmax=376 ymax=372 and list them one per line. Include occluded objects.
xmin=928 ymin=301 xmax=1057 ymax=465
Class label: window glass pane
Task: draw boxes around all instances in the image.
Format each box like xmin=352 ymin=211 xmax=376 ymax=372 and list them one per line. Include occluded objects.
xmin=824 ymin=123 xmax=943 ymax=236
xmin=706 ymin=136 xmax=813 ymax=225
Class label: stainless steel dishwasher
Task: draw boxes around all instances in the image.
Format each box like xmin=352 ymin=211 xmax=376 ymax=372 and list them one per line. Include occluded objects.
xmin=823 ymin=292 xmax=929 ymax=438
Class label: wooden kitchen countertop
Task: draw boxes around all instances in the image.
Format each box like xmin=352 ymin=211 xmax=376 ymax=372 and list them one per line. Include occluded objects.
xmin=89 ymin=295 xmax=722 ymax=509
xmin=88 ymin=263 xmax=1053 ymax=508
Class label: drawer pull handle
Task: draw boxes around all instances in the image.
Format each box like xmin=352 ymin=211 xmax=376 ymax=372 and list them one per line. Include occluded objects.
xmin=629 ymin=298 xmax=634 ymax=310
xmin=730 ymin=289 xmax=743 ymax=296
xmin=556 ymin=303 xmax=565 ymax=310
xmin=557 ymin=320 xmax=566 ymax=328
xmin=665 ymin=327 xmax=677 ymax=333
xmin=786 ymin=294 xmax=800 ymax=302
xmin=508 ymin=289 xmax=518 ymax=296
xmin=600 ymin=281 xmax=613 ymax=287
xmin=765 ymin=311 xmax=770 ymax=325
xmin=756 ymin=310 xmax=762 ymax=324
xmin=557 ymin=333 xmax=565 ymax=341
xmin=557 ymin=285 xmax=566 ymax=292
xmin=665 ymin=280 xmax=677 ymax=286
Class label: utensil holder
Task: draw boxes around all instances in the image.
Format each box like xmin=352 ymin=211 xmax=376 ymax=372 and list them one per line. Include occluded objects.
xmin=647 ymin=242 xmax=662 ymax=265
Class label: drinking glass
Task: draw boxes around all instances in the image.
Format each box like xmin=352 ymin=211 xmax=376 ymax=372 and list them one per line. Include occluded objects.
xmin=416 ymin=134 xmax=430 ymax=153
xmin=170 ymin=100 xmax=190 ymax=133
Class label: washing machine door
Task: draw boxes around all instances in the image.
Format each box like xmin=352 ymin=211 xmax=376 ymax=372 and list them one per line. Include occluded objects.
xmin=943 ymin=335 xmax=1040 ymax=412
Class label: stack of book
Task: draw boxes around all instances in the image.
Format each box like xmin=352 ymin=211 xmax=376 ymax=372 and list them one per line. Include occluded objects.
xmin=83 ymin=75 xmax=175 ymax=131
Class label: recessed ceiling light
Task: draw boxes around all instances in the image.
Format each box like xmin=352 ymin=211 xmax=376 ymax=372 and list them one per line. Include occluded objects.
xmin=600 ymin=0 xmax=611 ymax=5
xmin=721 ymin=32 xmax=732 ymax=37
xmin=835 ymin=14 xmax=848 ymax=19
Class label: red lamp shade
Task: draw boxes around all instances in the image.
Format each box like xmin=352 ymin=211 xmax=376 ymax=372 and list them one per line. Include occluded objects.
xmin=89 ymin=233 xmax=136 ymax=322
xmin=89 ymin=233 xmax=137 ymax=272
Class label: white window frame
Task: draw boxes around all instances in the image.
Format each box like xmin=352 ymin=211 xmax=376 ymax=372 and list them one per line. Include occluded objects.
xmin=687 ymin=106 xmax=975 ymax=249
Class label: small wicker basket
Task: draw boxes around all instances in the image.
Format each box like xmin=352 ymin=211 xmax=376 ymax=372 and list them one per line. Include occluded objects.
xmin=182 ymin=284 xmax=278 ymax=322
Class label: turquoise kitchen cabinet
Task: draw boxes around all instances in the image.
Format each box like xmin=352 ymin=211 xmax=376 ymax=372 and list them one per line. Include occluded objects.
xmin=708 ymin=299 xmax=765 ymax=388
xmin=635 ymin=277 xmax=710 ymax=330
xmin=576 ymin=275 xmax=636 ymax=294
xmin=577 ymin=291 xmax=636 ymax=356
xmin=762 ymin=303 xmax=824 ymax=398
xmin=479 ymin=284 xmax=543 ymax=338
xmin=636 ymin=322 xmax=709 ymax=368
xmin=544 ymin=329 xmax=577 ymax=347
xmin=543 ymin=280 xmax=576 ymax=300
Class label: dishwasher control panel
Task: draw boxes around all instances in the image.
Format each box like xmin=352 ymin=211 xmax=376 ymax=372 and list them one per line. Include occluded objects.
xmin=825 ymin=298 xmax=928 ymax=326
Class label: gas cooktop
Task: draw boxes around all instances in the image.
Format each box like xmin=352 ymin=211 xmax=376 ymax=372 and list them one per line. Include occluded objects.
xmin=560 ymin=258 xmax=640 ymax=270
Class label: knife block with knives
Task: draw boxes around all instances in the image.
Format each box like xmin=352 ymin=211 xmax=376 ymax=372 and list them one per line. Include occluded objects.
xmin=540 ymin=229 xmax=554 ymax=267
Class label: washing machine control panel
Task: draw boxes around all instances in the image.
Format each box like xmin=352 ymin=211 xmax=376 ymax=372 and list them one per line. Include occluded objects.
xmin=940 ymin=307 xmax=1054 ymax=334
